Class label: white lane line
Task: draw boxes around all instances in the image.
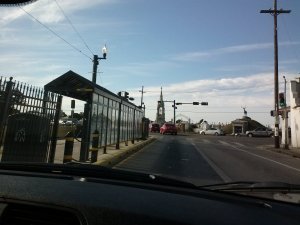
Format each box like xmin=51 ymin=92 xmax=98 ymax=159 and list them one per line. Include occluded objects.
xmin=218 ymin=140 xmax=230 ymax=146
xmin=202 ymin=139 xmax=211 ymax=144
xmin=234 ymin=142 xmax=246 ymax=147
xmin=223 ymin=143 xmax=300 ymax=173
xmin=192 ymin=143 xmax=232 ymax=183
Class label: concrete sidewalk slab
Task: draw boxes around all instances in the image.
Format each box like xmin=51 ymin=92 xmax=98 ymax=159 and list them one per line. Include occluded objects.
xmin=258 ymin=145 xmax=300 ymax=158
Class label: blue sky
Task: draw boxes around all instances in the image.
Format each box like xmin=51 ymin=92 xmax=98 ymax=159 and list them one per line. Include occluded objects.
xmin=0 ymin=0 xmax=300 ymax=126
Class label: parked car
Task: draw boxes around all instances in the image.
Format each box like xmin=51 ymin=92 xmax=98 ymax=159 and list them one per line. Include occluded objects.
xmin=200 ymin=128 xmax=224 ymax=136
xmin=246 ymin=127 xmax=274 ymax=137
xmin=160 ymin=123 xmax=177 ymax=135
xmin=149 ymin=123 xmax=160 ymax=132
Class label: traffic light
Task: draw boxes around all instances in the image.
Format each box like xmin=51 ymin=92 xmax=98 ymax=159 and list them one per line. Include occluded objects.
xmin=193 ymin=102 xmax=199 ymax=105
xmin=201 ymin=102 xmax=208 ymax=105
xmin=176 ymin=103 xmax=182 ymax=105
xmin=279 ymin=92 xmax=285 ymax=107
xmin=71 ymin=100 xmax=75 ymax=109
xmin=124 ymin=92 xmax=129 ymax=99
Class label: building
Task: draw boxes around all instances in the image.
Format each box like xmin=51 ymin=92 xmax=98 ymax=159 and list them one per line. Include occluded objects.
xmin=156 ymin=87 xmax=165 ymax=125
xmin=290 ymin=80 xmax=300 ymax=148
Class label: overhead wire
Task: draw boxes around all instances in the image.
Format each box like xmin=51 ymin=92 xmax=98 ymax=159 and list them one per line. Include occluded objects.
xmin=54 ymin=0 xmax=94 ymax=56
xmin=19 ymin=6 xmax=93 ymax=60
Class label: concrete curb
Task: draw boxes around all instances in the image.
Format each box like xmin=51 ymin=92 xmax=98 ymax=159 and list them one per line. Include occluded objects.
xmin=93 ymin=137 xmax=156 ymax=167
xmin=258 ymin=145 xmax=300 ymax=158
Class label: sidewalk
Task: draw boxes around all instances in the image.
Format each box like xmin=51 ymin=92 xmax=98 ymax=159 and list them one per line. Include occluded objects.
xmin=258 ymin=144 xmax=300 ymax=158
xmin=55 ymin=136 xmax=156 ymax=167
xmin=93 ymin=137 xmax=156 ymax=167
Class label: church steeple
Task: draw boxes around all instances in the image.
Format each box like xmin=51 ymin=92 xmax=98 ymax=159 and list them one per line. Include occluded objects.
xmin=156 ymin=87 xmax=165 ymax=125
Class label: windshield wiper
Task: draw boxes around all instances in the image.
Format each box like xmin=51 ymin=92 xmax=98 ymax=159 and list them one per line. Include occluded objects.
xmin=0 ymin=162 xmax=196 ymax=189
xmin=200 ymin=181 xmax=300 ymax=204
xmin=200 ymin=181 xmax=300 ymax=191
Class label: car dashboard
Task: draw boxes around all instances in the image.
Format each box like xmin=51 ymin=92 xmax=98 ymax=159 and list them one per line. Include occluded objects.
xmin=1 ymin=167 xmax=300 ymax=225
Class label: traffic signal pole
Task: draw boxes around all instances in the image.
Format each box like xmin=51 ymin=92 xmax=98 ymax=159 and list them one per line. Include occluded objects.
xmin=260 ymin=0 xmax=291 ymax=148
xmin=173 ymin=100 xmax=176 ymax=125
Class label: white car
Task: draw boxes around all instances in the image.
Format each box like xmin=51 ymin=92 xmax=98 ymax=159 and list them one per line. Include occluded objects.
xmin=200 ymin=128 xmax=224 ymax=136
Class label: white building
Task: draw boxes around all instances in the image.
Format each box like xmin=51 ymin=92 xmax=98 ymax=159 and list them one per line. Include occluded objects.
xmin=289 ymin=80 xmax=300 ymax=148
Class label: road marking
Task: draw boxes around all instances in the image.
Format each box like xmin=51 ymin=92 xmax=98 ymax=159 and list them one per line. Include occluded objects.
xmin=192 ymin=143 xmax=232 ymax=183
xmin=202 ymin=139 xmax=211 ymax=144
xmin=234 ymin=142 xmax=246 ymax=147
xmin=218 ymin=140 xmax=230 ymax=146
xmin=224 ymin=143 xmax=300 ymax=173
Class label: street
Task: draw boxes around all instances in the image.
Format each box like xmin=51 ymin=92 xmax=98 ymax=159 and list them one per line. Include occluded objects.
xmin=114 ymin=134 xmax=300 ymax=186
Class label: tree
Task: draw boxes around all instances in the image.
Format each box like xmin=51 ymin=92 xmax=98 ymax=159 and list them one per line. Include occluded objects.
xmin=69 ymin=112 xmax=83 ymax=120
xmin=60 ymin=111 xmax=67 ymax=118
xmin=176 ymin=119 xmax=182 ymax=124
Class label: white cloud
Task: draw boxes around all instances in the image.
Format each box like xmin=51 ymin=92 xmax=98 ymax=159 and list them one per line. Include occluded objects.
xmin=0 ymin=0 xmax=116 ymax=26
xmin=172 ymin=41 xmax=300 ymax=61
xmin=132 ymin=72 xmax=292 ymax=125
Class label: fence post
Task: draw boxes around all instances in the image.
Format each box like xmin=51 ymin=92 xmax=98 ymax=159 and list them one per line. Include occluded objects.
xmin=116 ymin=101 xmax=122 ymax=149
xmin=90 ymin=129 xmax=99 ymax=163
xmin=131 ymin=109 xmax=135 ymax=144
xmin=48 ymin=94 xmax=62 ymax=163
xmin=80 ymin=103 xmax=90 ymax=162
xmin=63 ymin=131 xmax=74 ymax=163
xmin=0 ymin=77 xmax=14 ymax=148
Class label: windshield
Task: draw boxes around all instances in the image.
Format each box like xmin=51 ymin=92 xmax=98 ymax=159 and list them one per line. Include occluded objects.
xmin=1 ymin=0 xmax=300 ymax=201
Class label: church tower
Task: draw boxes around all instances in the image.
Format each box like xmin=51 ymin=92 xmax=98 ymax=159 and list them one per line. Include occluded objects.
xmin=156 ymin=87 xmax=165 ymax=125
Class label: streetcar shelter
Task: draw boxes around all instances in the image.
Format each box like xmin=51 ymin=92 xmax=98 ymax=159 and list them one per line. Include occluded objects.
xmin=44 ymin=70 xmax=144 ymax=162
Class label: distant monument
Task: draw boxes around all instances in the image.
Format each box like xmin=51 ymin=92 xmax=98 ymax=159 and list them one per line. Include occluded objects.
xmin=242 ymin=106 xmax=247 ymax=117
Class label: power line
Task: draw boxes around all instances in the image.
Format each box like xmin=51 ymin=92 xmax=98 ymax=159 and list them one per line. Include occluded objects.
xmin=19 ymin=6 xmax=92 ymax=60
xmin=54 ymin=0 xmax=94 ymax=56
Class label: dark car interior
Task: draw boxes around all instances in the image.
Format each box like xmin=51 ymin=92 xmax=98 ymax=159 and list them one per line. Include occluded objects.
xmin=1 ymin=164 xmax=300 ymax=225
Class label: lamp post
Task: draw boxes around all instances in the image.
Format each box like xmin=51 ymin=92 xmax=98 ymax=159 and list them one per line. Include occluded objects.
xmin=92 ymin=45 xmax=107 ymax=84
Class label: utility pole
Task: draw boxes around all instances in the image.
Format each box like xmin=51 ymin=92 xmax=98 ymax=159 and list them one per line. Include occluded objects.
xmin=139 ymin=86 xmax=145 ymax=107
xmin=260 ymin=0 xmax=291 ymax=148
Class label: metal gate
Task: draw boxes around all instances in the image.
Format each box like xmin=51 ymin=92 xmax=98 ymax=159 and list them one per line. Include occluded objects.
xmin=0 ymin=76 xmax=61 ymax=162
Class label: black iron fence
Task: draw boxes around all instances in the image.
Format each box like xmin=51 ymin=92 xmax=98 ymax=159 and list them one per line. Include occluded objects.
xmin=0 ymin=75 xmax=149 ymax=164
xmin=0 ymin=76 xmax=60 ymax=162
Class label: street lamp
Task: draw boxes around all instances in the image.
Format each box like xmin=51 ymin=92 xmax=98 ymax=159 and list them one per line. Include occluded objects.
xmin=92 ymin=45 xmax=107 ymax=84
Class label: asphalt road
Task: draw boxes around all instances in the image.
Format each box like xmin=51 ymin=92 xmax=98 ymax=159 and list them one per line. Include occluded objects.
xmin=114 ymin=134 xmax=300 ymax=186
